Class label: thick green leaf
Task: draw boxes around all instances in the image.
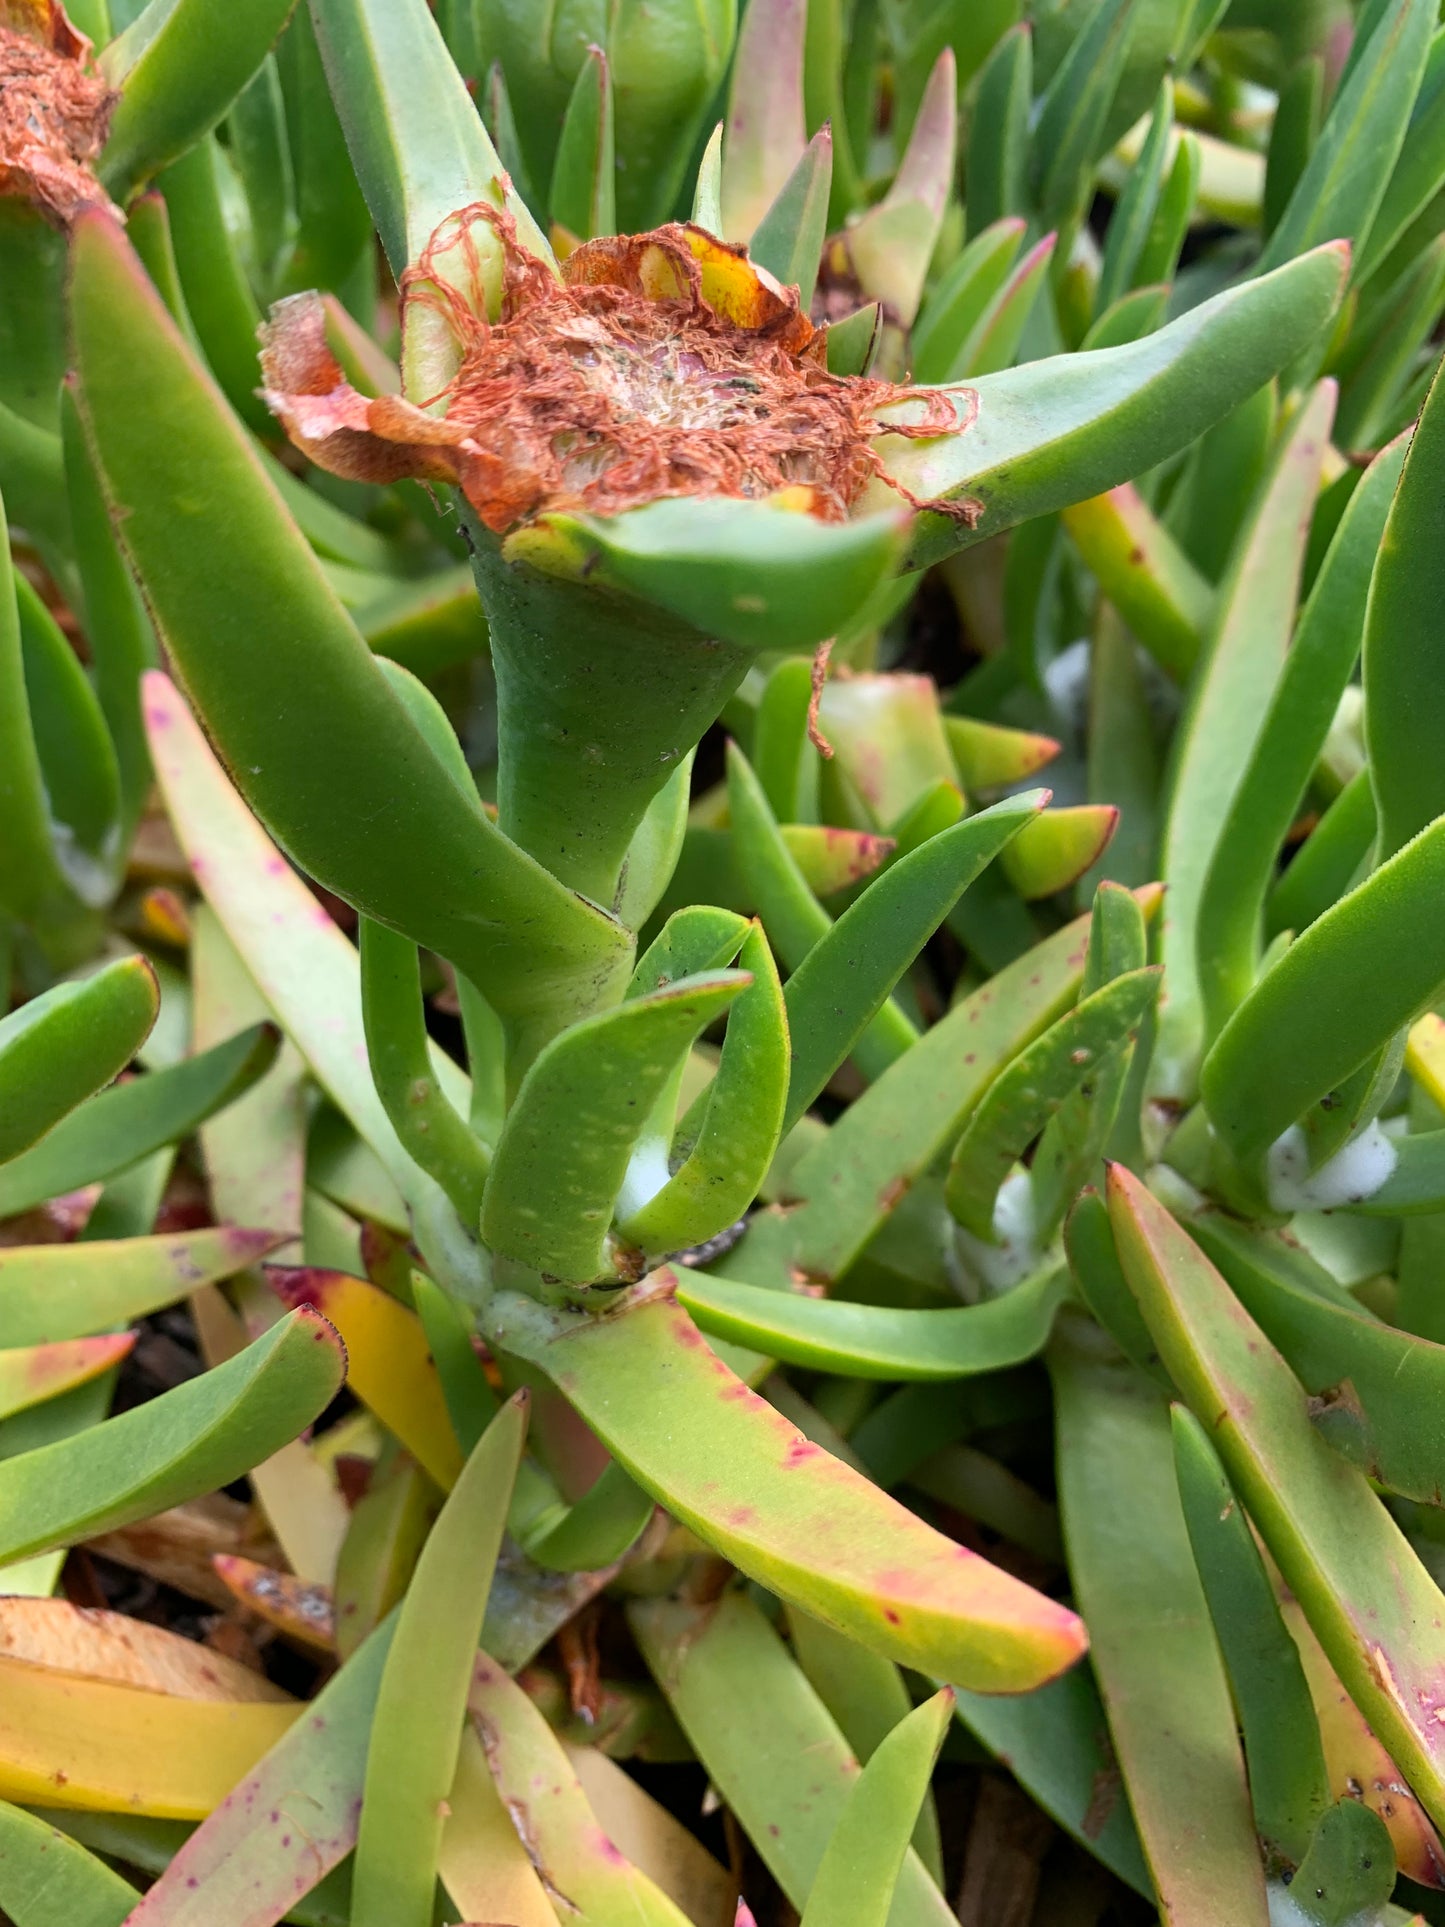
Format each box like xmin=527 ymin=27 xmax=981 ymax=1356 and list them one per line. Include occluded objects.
xmin=1064 ymin=1188 xmax=1161 ymax=1377
xmin=1258 ymin=0 xmax=1435 ymax=278
xmin=1358 ymin=24 xmax=1445 ymax=282
xmin=122 ymin=1618 xmax=398 ymax=1926
xmin=786 ymin=1610 xmax=943 ymax=1882
xmin=1029 ymin=883 xmax=1149 ymax=1240
xmin=782 ymin=791 xmax=1048 ymax=1130
xmin=873 ymin=245 xmax=1349 ymax=569
xmin=309 ymin=0 xmax=549 ymax=287
xmin=1364 ymin=355 xmax=1445 ymax=856
xmin=480 ymin=501 xmax=902 ymax=908
xmin=1265 ymin=57 xmax=1324 ymax=239
xmin=913 ymin=218 xmax=1026 ymax=387
xmin=71 ymin=216 xmax=629 ymax=1066
xmin=15 ymin=574 xmax=119 ymax=872
xmin=726 ymin=741 xmax=917 ymax=1079
xmin=751 ymin=126 xmax=832 ymax=310
xmin=99 ymin=0 xmax=295 ymax=202
xmin=946 ymin=232 xmax=1056 ymax=382
xmin=520 ymin=498 xmax=908 ymax=656
xmin=1172 ymin=1403 xmax=1330 ymax=1864
xmin=1279 ymin=1800 xmax=1396 ymax=1926
xmin=1082 ymin=284 xmax=1168 ymax=354
xmin=630 ymin=1591 xmax=956 ymax=1924
xmin=799 ymin=1690 xmax=953 ymax=1927
xmin=550 ymin=44 xmax=615 ymax=243
xmin=158 ymin=139 xmax=272 ymax=435
xmin=1166 ymin=376 xmax=1277 ymax=585
xmin=0 ymin=1022 xmax=278 ymax=1219
xmin=1098 ymin=81 xmax=1173 ymax=314
xmin=0 ymin=1225 xmax=283 ymax=1347
xmin=360 ymin=918 xmax=488 ymax=1223
xmin=465 ymin=1650 xmax=685 ymax=1921
xmin=965 ymin=26 xmax=1030 ymax=235
xmin=1192 ymin=1212 xmax=1445 ymax=1504
xmin=946 ymin=968 xmax=1160 ymax=1240
xmin=0 ymin=1801 xmax=136 ymax=1927
xmin=59 ymin=385 xmax=157 ymax=848
xmin=0 ymin=493 xmax=91 ymax=954
xmin=0 ymin=1308 xmax=345 ymax=1566
xmin=491 ymin=1276 xmax=1087 ymax=1688
xmin=227 ymin=54 xmax=294 ymax=298
xmin=0 ymin=956 xmax=156 ymax=1166
xmin=675 ymin=1262 xmax=1066 ymax=1379
xmin=1203 ymin=813 xmax=1445 ymax=1171
xmin=517 ymin=1457 xmax=655 ymax=1572
xmin=1107 ymin=1165 xmax=1445 ymax=1837
xmin=1196 ymin=429 xmax=1409 ymax=1042
xmin=1153 ymin=379 xmax=1335 ymax=1101
xmin=1051 ymin=1314 xmax=1269 ymax=1924
xmin=482 ymin=973 xmax=747 ymax=1283
xmin=353 ymin=1394 xmax=526 ymax=1927
xmin=1062 ymin=484 xmax=1211 ymax=681
xmin=142 ymin=675 xmax=483 ymax=1307
xmin=772 ymin=899 xmax=1154 ymax=1287
xmin=1266 ymin=767 xmax=1376 ymax=942
xmin=1033 ymin=0 xmax=1137 ymax=225
xmin=617 ymin=923 xmax=787 ymax=1258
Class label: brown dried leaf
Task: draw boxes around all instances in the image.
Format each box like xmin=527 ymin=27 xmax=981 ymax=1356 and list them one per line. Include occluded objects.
xmin=0 ymin=1594 xmax=290 ymax=1701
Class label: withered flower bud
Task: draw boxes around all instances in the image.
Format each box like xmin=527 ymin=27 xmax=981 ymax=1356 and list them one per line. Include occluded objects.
xmin=260 ymin=202 xmax=974 ymax=538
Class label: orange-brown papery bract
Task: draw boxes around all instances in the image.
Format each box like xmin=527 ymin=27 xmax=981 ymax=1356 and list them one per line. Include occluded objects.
xmin=0 ymin=0 xmax=115 ymax=226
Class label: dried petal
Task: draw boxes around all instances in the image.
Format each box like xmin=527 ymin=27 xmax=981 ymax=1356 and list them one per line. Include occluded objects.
xmin=0 ymin=0 xmax=116 ymax=226
xmin=260 ymin=203 xmax=973 ymax=536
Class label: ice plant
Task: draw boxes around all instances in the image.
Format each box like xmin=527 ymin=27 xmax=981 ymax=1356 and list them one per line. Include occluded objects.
xmin=3 ymin=0 xmax=1445 ymax=1921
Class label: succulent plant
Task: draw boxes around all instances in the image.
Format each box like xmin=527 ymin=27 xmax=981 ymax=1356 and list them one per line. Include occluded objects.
xmin=3 ymin=0 xmax=1445 ymax=1921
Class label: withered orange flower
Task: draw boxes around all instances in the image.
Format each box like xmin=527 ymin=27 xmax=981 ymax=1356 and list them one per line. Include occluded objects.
xmin=0 ymin=0 xmax=116 ymax=227
xmin=259 ymin=203 xmax=974 ymax=536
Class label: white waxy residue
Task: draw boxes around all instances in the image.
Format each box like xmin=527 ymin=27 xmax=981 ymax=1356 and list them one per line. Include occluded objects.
xmin=1265 ymin=1119 xmax=1399 ymax=1214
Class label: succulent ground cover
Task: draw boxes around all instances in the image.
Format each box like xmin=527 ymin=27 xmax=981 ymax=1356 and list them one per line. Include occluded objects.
xmin=1 ymin=0 xmax=1445 ymax=1920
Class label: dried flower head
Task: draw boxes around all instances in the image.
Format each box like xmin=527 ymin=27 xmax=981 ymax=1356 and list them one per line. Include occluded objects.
xmin=260 ymin=203 xmax=975 ymax=536
xmin=0 ymin=0 xmax=116 ymax=227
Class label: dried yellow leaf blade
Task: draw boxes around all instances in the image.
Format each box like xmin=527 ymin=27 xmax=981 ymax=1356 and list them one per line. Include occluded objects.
xmin=0 ymin=1656 xmax=296 ymax=1816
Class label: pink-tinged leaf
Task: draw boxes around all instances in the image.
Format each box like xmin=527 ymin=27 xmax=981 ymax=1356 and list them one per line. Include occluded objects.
xmin=468 ymin=1651 xmax=692 ymax=1923
xmin=720 ymin=0 xmax=807 ymax=241
xmin=943 ymin=715 xmax=1060 ymax=793
xmin=487 ymin=1274 xmax=1087 ymax=1691
xmin=0 ymin=1333 xmax=134 ymax=1420
xmin=211 ymin=1554 xmax=337 ymax=1654
xmin=999 ymin=805 xmax=1119 ymax=900
xmin=122 ymin=1617 xmax=397 ymax=1923
xmin=783 ymin=824 xmax=896 ymax=894
xmin=1106 ymin=1165 xmax=1445 ymax=1836
xmin=142 ymin=673 xmax=473 ymax=1261
xmin=846 ymin=50 xmax=957 ymax=328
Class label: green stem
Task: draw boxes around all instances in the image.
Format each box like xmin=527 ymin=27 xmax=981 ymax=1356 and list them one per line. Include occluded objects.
xmin=470 ymin=535 xmax=752 ymax=910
